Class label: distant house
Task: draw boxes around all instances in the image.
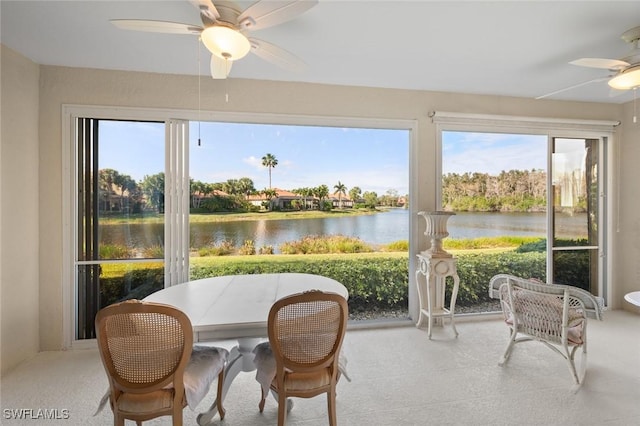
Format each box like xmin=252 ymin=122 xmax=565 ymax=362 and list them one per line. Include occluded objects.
xmin=246 ymin=192 xmax=269 ymax=209
xmin=397 ymin=196 xmax=407 ymax=207
xmin=329 ymin=192 xmax=353 ymax=209
xmin=271 ymin=188 xmax=303 ymax=210
xmin=191 ymin=189 xmax=229 ymax=208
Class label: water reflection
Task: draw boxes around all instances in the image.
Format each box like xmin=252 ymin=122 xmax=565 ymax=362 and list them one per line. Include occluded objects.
xmin=100 ymin=210 xmax=587 ymax=254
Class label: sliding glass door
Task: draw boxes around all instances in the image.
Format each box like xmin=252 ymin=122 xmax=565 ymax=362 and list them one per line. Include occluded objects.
xmin=441 ymin=130 xmax=608 ymax=308
xmin=75 ymin=118 xmax=165 ymax=339
xmin=550 ymin=137 xmax=603 ymax=295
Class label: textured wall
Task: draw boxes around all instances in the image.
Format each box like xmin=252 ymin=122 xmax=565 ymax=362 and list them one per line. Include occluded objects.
xmin=616 ymin=102 xmax=640 ymax=312
xmin=29 ymin=62 xmax=633 ymax=352
xmin=1 ymin=45 xmax=40 ymax=375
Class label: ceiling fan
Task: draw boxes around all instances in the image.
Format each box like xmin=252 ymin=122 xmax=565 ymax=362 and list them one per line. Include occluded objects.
xmin=111 ymin=0 xmax=317 ymax=79
xmin=537 ymin=25 xmax=640 ymax=99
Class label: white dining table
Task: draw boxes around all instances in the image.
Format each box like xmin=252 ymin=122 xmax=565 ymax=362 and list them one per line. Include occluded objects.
xmin=144 ymin=272 xmax=348 ymax=426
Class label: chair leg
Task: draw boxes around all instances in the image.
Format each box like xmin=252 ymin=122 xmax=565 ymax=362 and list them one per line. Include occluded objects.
xmin=327 ymin=388 xmax=337 ymax=426
xmin=172 ymin=404 xmax=183 ymax=426
xmin=217 ymin=370 xmax=226 ymax=420
xmin=567 ymin=343 xmax=587 ymax=389
xmin=114 ymin=413 xmax=125 ymax=426
xmin=277 ymin=391 xmax=287 ymax=426
xmin=499 ymin=330 xmax=517 ymax=366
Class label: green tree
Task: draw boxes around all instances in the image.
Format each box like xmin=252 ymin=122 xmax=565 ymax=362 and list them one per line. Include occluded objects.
xmin=349 ymin=186 xmax=362 ymax=203
xmin=314 ymin=184 xmax=330 ymax=210
xmin=261 ymin=153 xmax=278 ymax=189
xmin=237 ymin=177 xmax=256 ymax=199
xmin=295 ymin=187 xmax=314 ymax=210
xmin=381 ymin=188 xmax=399 ymax=207
xmin=334 ymin=181 xmax=347 ymax=209
xmin=223 ymin=179 xmax=241 ymax=195
xmin=362 ymin=191 xmax=378 ymax=209
xmin=262 ymin=188 xmax=278 ymax=210
xmin=190 ymin=179 xmax=210 ymax=208
xmin=99 ymin=168 xmax=119 ymax=211
xmin=113 ymin=173 xmax=137 ymax=212
xmin=140 ymin=172 xmax=165 ymax=213
xmin=190 ymin=179 xmax=207 ymax=197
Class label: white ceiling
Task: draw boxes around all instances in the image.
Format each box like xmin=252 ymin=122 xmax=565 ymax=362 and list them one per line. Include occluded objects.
xmin=2 ymin=1 xmax=640 ymax=104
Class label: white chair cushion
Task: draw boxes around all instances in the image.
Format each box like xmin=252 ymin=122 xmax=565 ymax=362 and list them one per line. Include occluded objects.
xmin=183 ymin=346 xmax=228 ymax=410
xmin=94 ymin=345 xmax=228 ymax=415
xmin=252 ymin=341 xmax=350 ymax=399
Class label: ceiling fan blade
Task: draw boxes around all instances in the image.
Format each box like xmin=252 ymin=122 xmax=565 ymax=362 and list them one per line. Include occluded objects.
xmin=535 ymin=76 xmax=611 ymax=100
xmin=210 ymin=54 xmax=232 ymax=79
xmin=188 ymin=0 xmax=220 ymax=24
xmin=110 ymin=19 xmax=202 ymax=35
xmin=570 ymin=57 xmax=630 ymax=70
xmin=238 ymin=0 xmax=318 ymax=31
xmin=249 ymin=38 xmax=306 ymax=72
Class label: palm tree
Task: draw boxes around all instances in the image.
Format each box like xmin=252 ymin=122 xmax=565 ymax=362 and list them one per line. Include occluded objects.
xmin=349 ymin=186 xmax=362 ymax=204
xmin=262 ymin=188 xmax=278 ymax=210
xmin=113 ymin=173 xmax=137 ymax=212
xmin=334 ymin=181 xmax=347 ymax=209
xmin=99 ymin=168 xmax=119 ymax=212
xmin=237 ymin=177 xmax=256 ymax=199
xmin=314 ymin=185 xmax=330 ymax=210
xmin=261 ymin=153 xmax=278 ymax=189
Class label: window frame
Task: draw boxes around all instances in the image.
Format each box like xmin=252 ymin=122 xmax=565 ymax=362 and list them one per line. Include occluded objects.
xmin=433 ymin=111 xmax=617 ymax=306
xmin=62 ymin=104 xmax=419 ymax=348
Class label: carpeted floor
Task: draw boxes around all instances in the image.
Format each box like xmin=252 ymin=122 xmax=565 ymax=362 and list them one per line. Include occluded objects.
xmin=1 ymin=312 xmax=639 ymax=425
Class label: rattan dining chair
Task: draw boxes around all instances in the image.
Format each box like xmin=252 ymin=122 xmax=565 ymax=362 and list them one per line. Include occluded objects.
xmin=256 ymin=290 xmax=348 ymax=426
xmin=95 ymin=299 xmax=225 ymax=426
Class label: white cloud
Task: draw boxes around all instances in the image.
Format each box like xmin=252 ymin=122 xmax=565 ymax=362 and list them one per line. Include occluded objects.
xmin=243 ymin=156 xmax=263 ymax=169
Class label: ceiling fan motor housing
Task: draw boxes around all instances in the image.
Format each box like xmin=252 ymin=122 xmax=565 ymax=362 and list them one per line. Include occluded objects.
xmin=620 ymin=26 xmax=640 ymax=66
xmin=621 ymin=26 xmax=640 ymax=44
xmin=212 ymin=1 xmax=243 ymax=26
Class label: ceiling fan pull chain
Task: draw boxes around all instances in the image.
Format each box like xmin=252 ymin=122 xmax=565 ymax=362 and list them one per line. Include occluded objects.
xmin=634 ymin=87 xmax=637 ymax=124
xmin=225 ymin=56 xmax=230 ymax=103
xmin=197 ymin=37 xmax=202 ymax=146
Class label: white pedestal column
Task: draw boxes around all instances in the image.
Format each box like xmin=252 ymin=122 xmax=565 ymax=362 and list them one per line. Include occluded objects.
xmin=415 ymin=254 xmax=459 ymax=339
xmin=415 ymin=211 xmax=459 ymax=339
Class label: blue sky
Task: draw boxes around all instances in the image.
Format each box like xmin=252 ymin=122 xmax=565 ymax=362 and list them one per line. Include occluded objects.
xmin=98 ymin=121 xmax=551 ymax=196
xmin=442 ymin=131 xmax=547 ymax=175
xmin=100 ymin=120 xmax=410 ymax=195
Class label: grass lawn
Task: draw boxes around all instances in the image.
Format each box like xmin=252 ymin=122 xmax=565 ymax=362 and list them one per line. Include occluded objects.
xmin=190 ymin=251 xmax=409 ymax=268
xmin=189 ymin=246 xmax=518 ymax=268
xmin=100 ymin=208 xmax=385 ymax=224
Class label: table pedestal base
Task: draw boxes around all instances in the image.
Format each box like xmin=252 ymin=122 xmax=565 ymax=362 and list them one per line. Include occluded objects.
xmin=197 ymin=337 xmax=262 ymax=426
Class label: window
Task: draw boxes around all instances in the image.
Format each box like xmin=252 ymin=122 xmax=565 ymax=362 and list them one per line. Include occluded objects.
xmin=65 ymin=106 xmax=416 ymax=342
xmin=74 ymin=118 xmax=165 ymax=339
xmin=435 ymin=112 xmax=616 ymax=305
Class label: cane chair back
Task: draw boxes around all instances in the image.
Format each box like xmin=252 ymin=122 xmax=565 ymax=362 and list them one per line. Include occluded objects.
xmin=264 ymin=290 xmax=348 ymax=426
xmin=95 ymin=299 xmax=193 ymax=426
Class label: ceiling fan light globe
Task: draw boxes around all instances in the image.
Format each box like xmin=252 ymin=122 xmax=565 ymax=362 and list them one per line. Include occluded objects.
xmin=608 ymin=66 xmax=640 ymax=90
xmin=201 ymin=26 xmax=251 ymax=60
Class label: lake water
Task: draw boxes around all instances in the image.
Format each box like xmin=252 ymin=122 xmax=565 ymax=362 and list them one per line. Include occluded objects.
xmin=101 ymin=209 xmax=588 ymax=253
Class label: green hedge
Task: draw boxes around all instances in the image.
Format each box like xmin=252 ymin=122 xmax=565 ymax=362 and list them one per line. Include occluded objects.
xmin=191 ymin=257 xmax=409 ymax=311
xmin=100 ymin=250 xmax=593 ymax=313
xmin=453 ymin=252 xmax=545 ymax=304
xmin=99 ymin=268 xmax=165 ymax=309
xmin=190 ymin=251 xmax=549 ymax=310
